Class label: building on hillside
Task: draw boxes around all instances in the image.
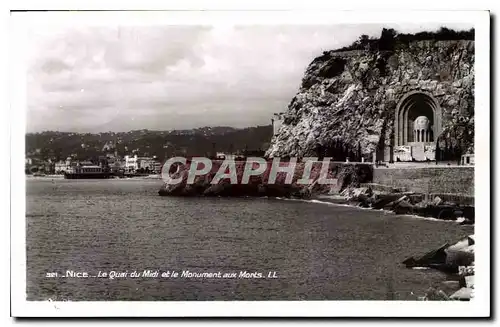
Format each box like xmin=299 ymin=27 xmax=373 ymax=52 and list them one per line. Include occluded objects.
xmin=102 ymin=141 xmax=116 ymax=152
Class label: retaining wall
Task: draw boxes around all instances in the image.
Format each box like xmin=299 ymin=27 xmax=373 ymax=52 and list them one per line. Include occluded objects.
xmin=372 ymin=166 xmax=474 ymax=196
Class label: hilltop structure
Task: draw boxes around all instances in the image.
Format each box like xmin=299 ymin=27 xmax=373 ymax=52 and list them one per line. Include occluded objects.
xmin=267 ymin=28 xmax=475 ymax=163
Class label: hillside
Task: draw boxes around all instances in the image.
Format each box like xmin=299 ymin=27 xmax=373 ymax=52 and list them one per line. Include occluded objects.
xmin=26 ymin=125 xmax=273 ymax=162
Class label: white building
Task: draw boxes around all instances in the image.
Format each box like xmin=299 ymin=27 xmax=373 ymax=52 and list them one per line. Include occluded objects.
xmin=125 ymin=155 xmax=139 ymax=172
xmin=125 ymin=155 xmax=158 ymax=172
xmin=54 ymin=157 xmax=75 ymax=173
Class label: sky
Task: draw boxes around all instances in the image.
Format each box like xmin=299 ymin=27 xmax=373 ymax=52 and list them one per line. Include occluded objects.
xmin=26 ymin=23 xmax=472 ymax=133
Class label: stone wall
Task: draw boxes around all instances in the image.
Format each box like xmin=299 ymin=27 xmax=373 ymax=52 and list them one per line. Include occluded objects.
xmin=372 ymin=166 xmax=474 ymax=196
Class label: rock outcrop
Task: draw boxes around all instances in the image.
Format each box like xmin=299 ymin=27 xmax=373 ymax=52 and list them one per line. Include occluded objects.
xmin=158 ymin=160 xmax=373 ymax=197
xmin=338 ymin=185 xmax=475 ymax=222
xmin=266 ymin=32 xmax=474 ymax=159
xmin=403 ymin=235 xmax=475 ymax=301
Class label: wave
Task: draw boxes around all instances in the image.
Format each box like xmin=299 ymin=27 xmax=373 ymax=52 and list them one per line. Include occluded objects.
xmin=274 ymin=197 xmax=470 ymax=224
xmin=396 ymin=214 xmax=468 ymax=223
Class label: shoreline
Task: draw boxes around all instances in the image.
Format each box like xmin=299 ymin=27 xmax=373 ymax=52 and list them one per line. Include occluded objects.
xmin=26 ymin=174 xmax=162 ymax=180
xmin=315 ymin=191 xmax=474 ymax=224
xmin=27 ymin=174 xmax=473 ymax=224
xmin=281 ymin=194 xmax=474 ymax=224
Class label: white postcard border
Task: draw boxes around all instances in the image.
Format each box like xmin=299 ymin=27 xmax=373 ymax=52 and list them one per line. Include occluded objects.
xmin=10 ymin=9 xmax=490 ymax=317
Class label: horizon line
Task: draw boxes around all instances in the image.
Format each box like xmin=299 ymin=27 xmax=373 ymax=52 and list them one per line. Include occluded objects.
xmin=25 ymin=124 xmax=274 ymax=134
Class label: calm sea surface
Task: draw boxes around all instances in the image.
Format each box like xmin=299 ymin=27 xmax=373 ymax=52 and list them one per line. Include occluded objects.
xmin=26 ymin=178 xmax=473 ymax=301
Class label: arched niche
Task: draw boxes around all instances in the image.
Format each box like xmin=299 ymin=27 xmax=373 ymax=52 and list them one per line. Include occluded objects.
xmin=394 ymin=91 xmax=442 ymax=146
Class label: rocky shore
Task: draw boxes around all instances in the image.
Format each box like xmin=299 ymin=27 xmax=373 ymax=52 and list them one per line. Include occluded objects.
xmin=323 ymin=184 xmax=474 ymax=224
xmin=403 ymin=235 xmax=475 ymax=301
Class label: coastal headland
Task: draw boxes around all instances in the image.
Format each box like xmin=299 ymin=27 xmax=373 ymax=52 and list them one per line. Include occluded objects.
xmin=158 ymin=159 xmax=373 ymax=198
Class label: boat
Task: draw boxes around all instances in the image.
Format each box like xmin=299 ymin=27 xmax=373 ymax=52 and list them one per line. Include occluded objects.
xmin=64 ymin=165 xmax=111 ymax=179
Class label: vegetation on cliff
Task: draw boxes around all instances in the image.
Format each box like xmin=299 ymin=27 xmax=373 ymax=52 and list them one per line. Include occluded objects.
xmin=333 ymin=27 xmax=474 ymax=53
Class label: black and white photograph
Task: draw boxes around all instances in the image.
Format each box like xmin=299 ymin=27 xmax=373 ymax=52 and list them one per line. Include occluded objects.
xmin=9 ymin=8 xmax=490 ymax=318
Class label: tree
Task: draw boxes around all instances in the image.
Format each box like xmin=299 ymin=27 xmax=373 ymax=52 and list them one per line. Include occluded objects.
xmin=379 ymin=28 xmax=397 ymax=51
xmin=359 ymin=34 xmax=370 ymax=49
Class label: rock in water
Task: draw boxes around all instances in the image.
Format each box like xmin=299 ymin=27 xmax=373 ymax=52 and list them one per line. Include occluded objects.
xmin=445 ymin=236 xmax=475 ymax=267
xmin=449 ymin=287 xmax=473 ymax=301
xmin=403 ymin=235 xmax=475 ymax=274
xmin=392 ymin=200 xmax=414 ymax=215
xmin=402 ymin=243 xmax=450 ymax=270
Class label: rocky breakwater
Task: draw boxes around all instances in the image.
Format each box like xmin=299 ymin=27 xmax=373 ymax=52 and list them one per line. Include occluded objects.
xmin=338 ymin=184 xmax=474 ymax=224
xmin=158 ymin=159 xmax=373 ymax=198
xmin=403 ymin=235 xmax=475 ymax=301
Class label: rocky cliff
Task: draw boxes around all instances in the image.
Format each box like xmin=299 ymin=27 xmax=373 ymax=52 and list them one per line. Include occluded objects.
xmin=158 ymin=160 xmax=373 ymax=197
xmin=266 ymin=34 xmax=475 ymax=158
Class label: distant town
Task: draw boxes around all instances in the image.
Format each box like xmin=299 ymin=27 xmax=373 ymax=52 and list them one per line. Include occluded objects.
xmin=25 ymin=126 xmax=272 ymax=176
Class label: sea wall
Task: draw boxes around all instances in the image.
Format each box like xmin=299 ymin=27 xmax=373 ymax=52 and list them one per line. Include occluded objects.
xmin=372 ymin=166 xmax=474 ymax=196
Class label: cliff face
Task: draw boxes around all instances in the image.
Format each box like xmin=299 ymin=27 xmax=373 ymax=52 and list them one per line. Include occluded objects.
xmin=266 ymin=40 xmax=475 ymax=158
